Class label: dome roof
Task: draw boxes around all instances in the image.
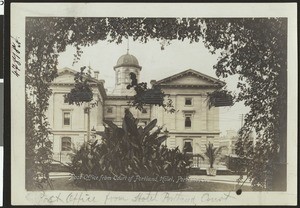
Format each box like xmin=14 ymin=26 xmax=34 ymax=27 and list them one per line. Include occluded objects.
xmin=114 ymin=53 xmax=141 ymax=69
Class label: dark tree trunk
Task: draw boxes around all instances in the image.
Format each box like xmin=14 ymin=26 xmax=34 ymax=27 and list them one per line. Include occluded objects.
xmin=271 ymin=19 xmax=287 ymax=191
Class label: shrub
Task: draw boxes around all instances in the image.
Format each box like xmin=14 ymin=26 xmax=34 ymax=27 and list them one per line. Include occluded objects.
xmin=68 ymin=110 xmax=191 ymax=191
xmin=226 ymin=155 xmax=249 ymax=173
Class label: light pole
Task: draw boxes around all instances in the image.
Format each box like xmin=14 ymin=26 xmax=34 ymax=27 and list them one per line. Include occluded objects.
xmin=84 ymin=102 xmax=91 ymax=148
xmin=91 ymin=126 xmax=96 ymax=141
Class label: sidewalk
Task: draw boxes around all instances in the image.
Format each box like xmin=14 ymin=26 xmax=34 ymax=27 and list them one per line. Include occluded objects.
xmin=49 ymin=172 xmax=71 ymax=179
xmin=189 ymin=175 xmax=251 ymax=186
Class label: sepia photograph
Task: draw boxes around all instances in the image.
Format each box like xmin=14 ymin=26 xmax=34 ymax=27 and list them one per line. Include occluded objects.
xmin=10 ymin=2 xmax=297 ymax=206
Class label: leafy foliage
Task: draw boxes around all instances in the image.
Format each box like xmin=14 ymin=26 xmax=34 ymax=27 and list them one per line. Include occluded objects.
xmin=25 ymin=17 xmax=63 ymax=189
xmin=25 ymin=17 xmax=287 ymax=190
xmin=203 ymin=18 xmax=287 ymax=190
xmin=25 ymin=94 xmax=53 ymax=190
xmin=204 ymin=142 xmax=226 ymax=168
xmin=127 ymin=72 xmax=176 ymax=113
xmin=226 ymin=155 xmax=248 ymax=173
xmin=206 ymin=89 xmax=234 ymax=109
xmin=64 ymin=66 xmax=94 ymax=106
xmin=68 ymin=110 xmax=191 ymax=191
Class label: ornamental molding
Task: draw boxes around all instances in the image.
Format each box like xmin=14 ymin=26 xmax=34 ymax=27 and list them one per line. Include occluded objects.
xmin=106 ymin=95 xmax=134 ymax=100
xmin=153 ymin=69 xmax=226 ymax=87
xmin=182 ymin=110 xmax=196 ymax=116
xmin=159 ymin=84 xmax=220 ymax=89
xmin=168 ymin=131 xmax=221 ymax=135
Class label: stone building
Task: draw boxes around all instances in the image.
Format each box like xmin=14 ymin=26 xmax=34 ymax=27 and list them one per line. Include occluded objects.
xmin=150 ymin=69 xmax=225 ymax=155
xmin=47 ymin=51 xmax=225 ymax=165
xmin=103 ymin=52 xmax=151 ymax=127
xmin=219 ymin=130 xmax=238 ymax=156
xmin=46 ymin=67 xmax=106 ymax=162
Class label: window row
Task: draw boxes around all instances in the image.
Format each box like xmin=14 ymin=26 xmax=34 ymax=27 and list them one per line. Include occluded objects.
xmin=106 ymin=98 xmax=193 ymax=114
xmin=106 ymin=107 xmax=148 ymax=114
xmin=182 ymin=138 xmax=215 ymax=154
xmin=63 ymin=111 xmax=195 ymax=129
xmin=64 ymin=112 xmax=192 ymax=129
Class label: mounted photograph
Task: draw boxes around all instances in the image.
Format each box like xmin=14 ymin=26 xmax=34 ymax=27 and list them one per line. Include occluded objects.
xmin=10 ymin=2 xmax=297 ymax=206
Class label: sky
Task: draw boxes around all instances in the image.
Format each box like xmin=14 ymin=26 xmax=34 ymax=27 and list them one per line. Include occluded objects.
xmin=57 ymin=38 xmax=249 ymax=136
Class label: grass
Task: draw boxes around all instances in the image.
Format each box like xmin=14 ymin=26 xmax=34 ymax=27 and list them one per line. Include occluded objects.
xmin=36 ymin=177 xmax=253 ymax=192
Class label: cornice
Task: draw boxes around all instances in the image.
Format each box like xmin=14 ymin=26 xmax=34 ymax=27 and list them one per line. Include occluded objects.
xmin=158 ymin=84 xmax=221 ymax=89
xmin=154 ymin=69 xmax=226 ymax=86
xmin=168 ymin=131 xmax=221 ymax=135
xmin=106 ymin=95 xmax=134 ymax=100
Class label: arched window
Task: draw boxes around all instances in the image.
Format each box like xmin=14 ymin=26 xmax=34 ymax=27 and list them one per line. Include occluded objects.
xmin=61 ymin=137 xmax=71 ymax=151
xmin=183 ymin=140 xmax=193 ymax=154
xmin=125 ymin=68 xmax=130 ymax=83
xmin=117 ymin=71 xmax=121 ymax=84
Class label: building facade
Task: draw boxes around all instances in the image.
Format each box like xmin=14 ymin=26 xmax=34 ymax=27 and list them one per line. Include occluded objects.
xmin=150 ymin=69 xmax=225 ymax=155
xmin=47 ymin=52 xmax=225 ymax=165
xmin=46 ymin=67 xmax=106 ymax=162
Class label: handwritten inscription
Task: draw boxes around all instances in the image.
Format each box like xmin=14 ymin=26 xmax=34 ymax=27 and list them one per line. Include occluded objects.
xmin=27 ymin=191 xmax=236 ymax=205
xmin=105 ymin=192 xmax=196 ymax=205
xmin=38 ymin=192 xmax=96 ymax=205
xmin=201 ymin=192 xmax=236 ymax=202
xmin=132 ymin=192 xmax=158 ymax=203
xmin=162 ymin=192 xmax=196 ymax=203
xmin=104 ymin=192 xmax=128 ymax=205
xmin=11 ymin=36 xmax=21 ymax=77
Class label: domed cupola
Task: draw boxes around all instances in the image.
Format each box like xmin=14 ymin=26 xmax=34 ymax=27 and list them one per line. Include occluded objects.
xmin=111 ymin=51 xmax=142 ymax=96
xmin=114 ymin=53 xmax=142 ymax=70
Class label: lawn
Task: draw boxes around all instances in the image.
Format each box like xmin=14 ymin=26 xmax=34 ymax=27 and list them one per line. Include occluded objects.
xmin=37 ymin=177 xmax=253 ymax=192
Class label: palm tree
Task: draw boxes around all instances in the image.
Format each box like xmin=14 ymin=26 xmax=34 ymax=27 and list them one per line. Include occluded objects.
xmin=205 ymin=142 xmax=226 ymax=168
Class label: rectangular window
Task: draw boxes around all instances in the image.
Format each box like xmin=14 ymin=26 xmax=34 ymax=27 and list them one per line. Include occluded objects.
xmin=61 ymin=137 xmax=71 ymax=151
xmin=142 ymin=108 xmax=147 ymax=114
xmin=185 ymin=114 xmax=192 ymax=128
xmin=107 ymin=107 xmax=113 ymax=113
xmin=63 ymin=112 xmax=70 ymax=126
xmin=185 ymin=98 xmax=192 ymax=106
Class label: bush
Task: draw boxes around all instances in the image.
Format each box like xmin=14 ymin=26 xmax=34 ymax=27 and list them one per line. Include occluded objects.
xmin=67 ymin=110 xmax=191 ymax=191
xmin=226 ymin=155 xmax=249 ymax=173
